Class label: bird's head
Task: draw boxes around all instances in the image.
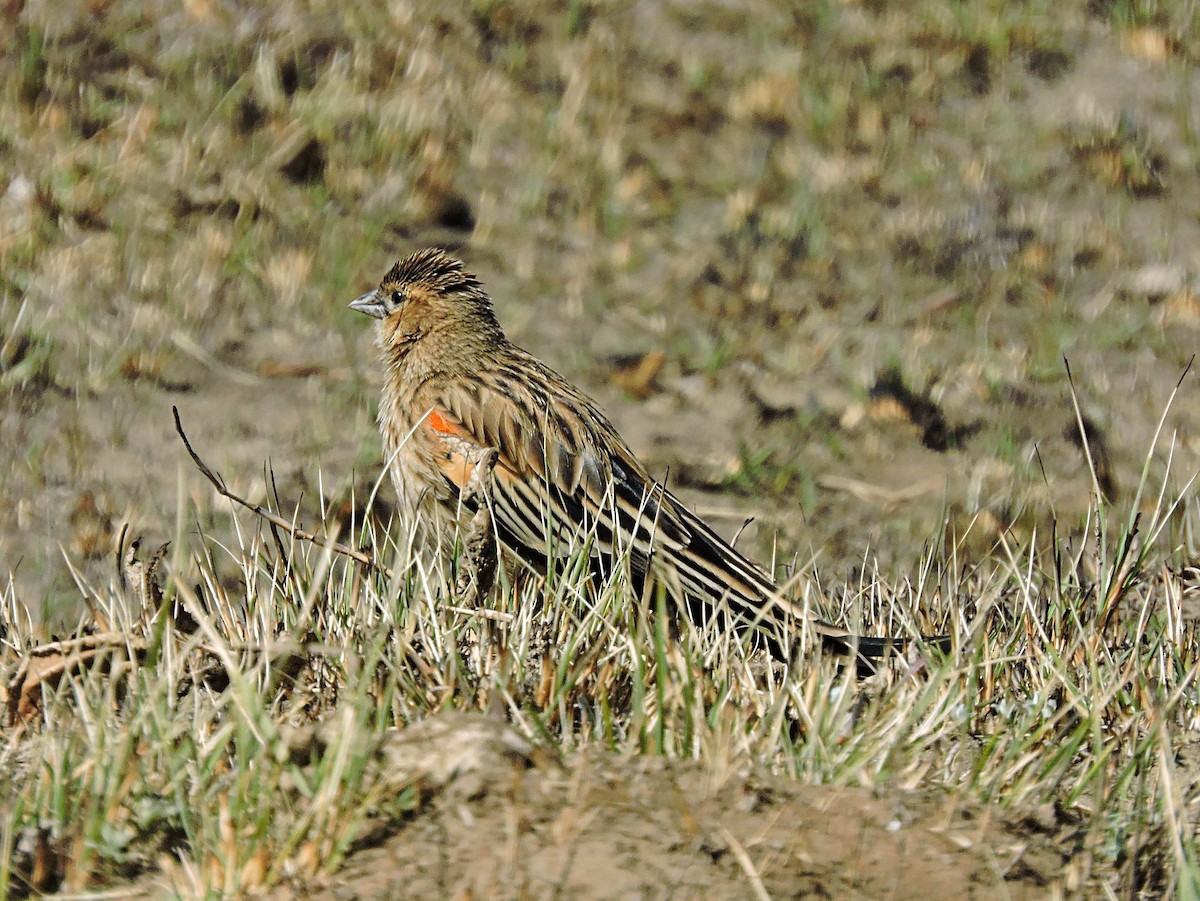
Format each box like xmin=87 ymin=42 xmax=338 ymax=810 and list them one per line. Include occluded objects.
xmin=350 ymin=248 xmax=503 ymax=354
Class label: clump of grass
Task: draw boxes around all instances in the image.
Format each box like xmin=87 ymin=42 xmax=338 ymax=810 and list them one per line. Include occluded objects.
xmin=1070 ymin=112 xmax=1167 ymax=196
xmin=3 ymin=415 xmax=1200 ymax=896
xmin=0 ymin=296 xmax=55 ymax=395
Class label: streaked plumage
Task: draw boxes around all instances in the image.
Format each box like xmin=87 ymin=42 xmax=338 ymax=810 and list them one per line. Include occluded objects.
xmin=352 ymin=248 xmax=894 ymax=661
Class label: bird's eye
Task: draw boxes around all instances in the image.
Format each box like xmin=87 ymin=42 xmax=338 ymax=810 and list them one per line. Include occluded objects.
xmin=390 ymin=290 xmax=405 ymax=307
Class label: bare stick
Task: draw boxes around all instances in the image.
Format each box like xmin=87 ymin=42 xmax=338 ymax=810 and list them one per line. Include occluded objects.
xmin=172 ymin=406 xmax=392 ymax=578
xmin=718 ymin=828 xmax=773 ymax=901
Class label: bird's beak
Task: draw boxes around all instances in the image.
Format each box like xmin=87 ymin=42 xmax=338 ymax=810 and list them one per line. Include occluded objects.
xmin=349 ymin=290 xmax=387 ymax=320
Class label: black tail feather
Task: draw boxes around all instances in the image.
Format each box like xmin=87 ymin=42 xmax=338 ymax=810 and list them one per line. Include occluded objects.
xmin=823 ymin=633 xmax=953 ymax=677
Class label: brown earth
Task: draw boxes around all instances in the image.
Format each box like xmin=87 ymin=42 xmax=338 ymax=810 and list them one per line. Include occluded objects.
xmin=125 ymin=713 xmax=1071 ymax=901
xmin=4 ymin=2 xmax=1199 ymax=618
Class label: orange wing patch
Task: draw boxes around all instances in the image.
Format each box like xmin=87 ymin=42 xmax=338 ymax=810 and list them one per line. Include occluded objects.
xmin=428 ymin=409 xmax=458 ymax=435
xmin=426 ymin=409 xmax=495 ymax=492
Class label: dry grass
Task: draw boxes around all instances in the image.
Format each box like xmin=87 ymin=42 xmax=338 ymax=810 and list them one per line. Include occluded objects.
xmin=3 ymin=429 xmax=1200 ymax=896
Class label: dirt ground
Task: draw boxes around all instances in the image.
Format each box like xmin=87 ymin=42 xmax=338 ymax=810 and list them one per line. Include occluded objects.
xmin=4 ymin=2 xmax=1200 ymax=616
xmin=2 ymin=0 xmax=1198 ymax=897
xmin=123 ymin=713 xmax=1069 ymax=901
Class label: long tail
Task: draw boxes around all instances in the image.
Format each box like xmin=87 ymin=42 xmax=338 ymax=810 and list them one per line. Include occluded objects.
xmin=643 ymin=487 xmax=948 ymax=666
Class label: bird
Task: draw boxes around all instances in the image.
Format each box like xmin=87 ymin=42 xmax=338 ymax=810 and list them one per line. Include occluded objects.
xmin=351 ymin=248 xmax=909 ymax=664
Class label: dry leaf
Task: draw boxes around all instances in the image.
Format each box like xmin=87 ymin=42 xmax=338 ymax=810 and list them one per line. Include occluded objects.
xmin=607 ymin=349 xmax=665 ymax=399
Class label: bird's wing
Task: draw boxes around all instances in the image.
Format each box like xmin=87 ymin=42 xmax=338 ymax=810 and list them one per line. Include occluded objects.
xmin=417 ymin=359 xmax=691 ymax=567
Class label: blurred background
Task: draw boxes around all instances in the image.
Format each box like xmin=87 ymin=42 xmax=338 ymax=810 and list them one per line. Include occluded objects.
xmin=2 ymin=0 xmax=1198 ymax=620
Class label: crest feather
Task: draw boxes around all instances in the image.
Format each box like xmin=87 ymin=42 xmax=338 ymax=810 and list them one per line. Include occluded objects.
xmin=382 ymin=248 xmax=483 ymax=296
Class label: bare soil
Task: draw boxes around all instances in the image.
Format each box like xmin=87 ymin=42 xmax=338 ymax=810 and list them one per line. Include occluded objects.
xmin=130 ymin=714 xmax=1072 ymax=901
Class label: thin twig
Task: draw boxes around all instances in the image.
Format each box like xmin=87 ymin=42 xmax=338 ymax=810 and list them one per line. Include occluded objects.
xmin=718 ymin=827 xmax=773 ymax=901
xmin=172 ymin=406 xmax=392 ymax=578
xmin=443 ymin=605 xmax=515 ymax=623
xmin=19 ymin=632 xmax=138 ymax=656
